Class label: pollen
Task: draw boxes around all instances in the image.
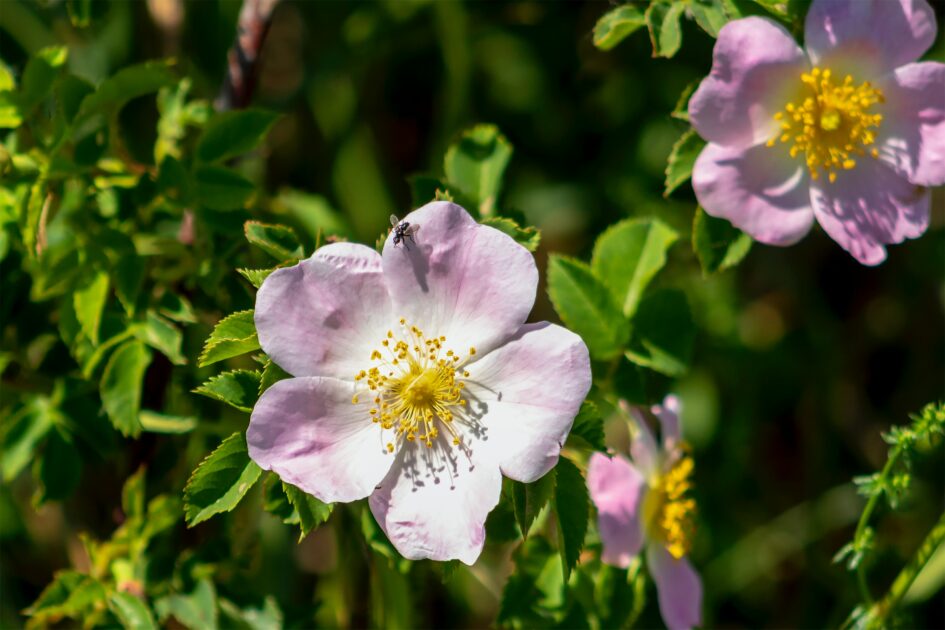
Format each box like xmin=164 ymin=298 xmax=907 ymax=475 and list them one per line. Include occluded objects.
xmin=643 ymin=454 xmax=697 ymax=559
xmin=351 ymin=319 xmax=472 ymax=454
xmin=767 ymin=67 xmax=884 ymax=183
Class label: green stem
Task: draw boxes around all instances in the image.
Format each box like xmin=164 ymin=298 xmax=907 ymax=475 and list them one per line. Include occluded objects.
xmin=870 ymin=510 xmax=945 ymax=628
xmin=852 ymin=443 xmax=904 ymax=604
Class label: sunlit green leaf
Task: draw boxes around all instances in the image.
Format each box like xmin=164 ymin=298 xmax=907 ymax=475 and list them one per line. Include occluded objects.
xmin=593 ymin=4 xmax=647 ymax=51
xmin=139 ymin=411 xmax=197 ymax=434
xmin=184 ymin=432 xmax=262 ymax=526
xmin=244 ymin=221 xmax=303 ymax=261
xmin=195 ymin=370 xmax=261 ymax=412
xmin=198 ymin=310 xmax=260 ymax=368
xmin=20 ymin=46 xmax=68 ymax=112
xmin=100 ymin=340 xmax=151 ymax=437
xmin=135 ymin=311 xmax=185 ymax=365
xmin=591 ymin=218 xmax=678 ymax=317
xmin=480 ymin=216 xmax=541 ymax=251
xmin=547 ymin=255 xmax=628 ymax=360
xmin=645 ymin=0 xmax=685 ymax=58
xmin=2 ymin=399 xmax=57 ymax=481
xmin=108 ymin=591 xmax=158 ymax=630
xmin=443 ymin=124 xmax=512 ymax=216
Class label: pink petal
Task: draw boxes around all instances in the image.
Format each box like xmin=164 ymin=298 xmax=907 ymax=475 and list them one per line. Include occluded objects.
xmin=247 ymin=377 xmax=395 ymax=503
xmin=463 ymin=322 xmax=591 ymax=483
xmin=368 ymin=441 xmax=502 ymax=565
xmin=381 ymin=201 xmax=538 ymax=359
xmin=811 ymin=159 xmax=930 ymax=266
xmin=587 ymin=453 xmax=646 ymax=568
xmin=692 ymin=142 xmax=815 ymax=246
xmin=647 ymin=545 xmax=703 ymax=630
xmin=688 ymin=17 xmax=807 ymax=150
xmin=805 ymin=0 xmax=937 ymax=78
xmin=879 ymin=62 xmax=945 ymax=187
xmin=255 ymin=243 xmax=393 ymax=379
xmin=629 ymin=406 xmax=659 ymax=478
xmin=652 ymin=394 xmax=682 ymax=451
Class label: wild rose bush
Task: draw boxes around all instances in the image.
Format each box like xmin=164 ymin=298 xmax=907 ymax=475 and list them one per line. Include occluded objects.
xmin=1 ymin=1 xmax=943 ymax=629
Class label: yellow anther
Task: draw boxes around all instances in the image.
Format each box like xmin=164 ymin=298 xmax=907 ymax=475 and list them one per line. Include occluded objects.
xmin=643 ymin=455 xmax=697 ymax=559
xmin=769 ymin=65 xmax=884 ymax=183
xmin=351 ymin=395 xmax=359 ymax=404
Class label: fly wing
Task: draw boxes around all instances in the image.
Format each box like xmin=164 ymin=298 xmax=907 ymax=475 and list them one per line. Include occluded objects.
xmin=405 ymin=223 xmax=420 ymax=235
xmin=390 ymin=214 xmax=400 ymax=227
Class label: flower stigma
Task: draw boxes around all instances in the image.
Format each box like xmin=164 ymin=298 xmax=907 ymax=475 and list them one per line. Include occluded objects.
xmin=768 ymin=67 xmax=884 ymax=183
xmin=353 ymin=318 xmax=476 ymax=453
xmin=642 ymin=453 xmax=697 ymax=559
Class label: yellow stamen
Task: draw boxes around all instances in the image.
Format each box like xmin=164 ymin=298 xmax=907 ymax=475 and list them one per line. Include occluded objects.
xmin=643 ymin=454 xmax=697 ymax=559
xmin=769 ymin=66 xmax=884 ymax=184
xmin=351 ymin=319 xmax=471 ymax=454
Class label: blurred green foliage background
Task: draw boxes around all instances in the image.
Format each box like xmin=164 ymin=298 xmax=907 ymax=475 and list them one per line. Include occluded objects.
xmin=1 ymin=0 xmax=943 ymax=628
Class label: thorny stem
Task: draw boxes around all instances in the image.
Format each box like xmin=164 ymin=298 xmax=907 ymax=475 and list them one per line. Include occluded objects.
xmin=216 ymin=0 xmax=281 ymax=111
xmin=869 ymin=510 xmax=945 ymax=628
xmin=852 ymin=443 xmax=905 ymax=605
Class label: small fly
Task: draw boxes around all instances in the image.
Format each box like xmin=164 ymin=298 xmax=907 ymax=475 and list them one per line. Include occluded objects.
xmin=390 ymin=214 xmax=420 ymax=250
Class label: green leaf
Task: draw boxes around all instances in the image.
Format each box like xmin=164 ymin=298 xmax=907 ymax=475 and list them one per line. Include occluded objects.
xmin=157 ymin=292 xmax=197 ymax=324
xmin=196 ymin=109 xmax=279 ymax=163
xmin=0 ymin=92 xmax=21 ymax=128
xmin=237 ymin=267 xmax=276 ymax=289
xmin=198 ymin=310 xmax=260 ymax=368
xmin=194 ymin=165 xmax=256 ymax=211
xmin=36 ymin=428 xmax=82 ymax=504
xmin=154 ymin=579 xmax=218 ymax=630
xmin=671 ymin=81 xmax=698 ymax=122
xmin=139 ymin=411 xmax=197 ymax=434
xmin=480 ymin=216 xmax=541 ymax=252
xmin=282 ymin=482 xmax=333 ymax=541
xmin=26 ymin=571 xmax=106 ymax=623
xmin=135 ymin=311 xmax=186 ymax=365
xmin=263 ymin=474 xmax=298 ymax=523
xmin=114 ymin=253 xmax=146 ymax=316
xmin=664 ymin=128 xmax=706 ymax=196
xmin=244 ymin=221 xmax=303 ymax=261
xmin=625 ymin=289 xmax=695 ymax=377
xmin=73 ymin=271 xmax=110 ymax=346
xmin=101 ymin=341 xmax=151 ymax=437
xmin=591 ymin=218 xmax=678 ymax=317
xmin=443 ymin=124 xmax=512 ymax=216
xmin=689 ymin=0 xmax=730 ymax=37
xmin=554 ymin=457 xmax=589 ymax=581
xmin=547 ymin=255 xmax=628 ymax=360
xmin=67 ymin=0 xmax=92 ymax=27
xmin=218 ymin=596 xmax=283 ymax=630
xmin=593 ymin=4 xmax=647 ymax=51
xmin=692 ymin=207 xmax=753 ymax=275
xmin=108 ymin=591 xmax=158 ymax=630
xmin=259 ymin=359 xmax=291 ymax=395
xmin=195 ymin=370 xmax=261 ymax=413
xmin=184 ymin=432 xmax=262 ymax=526
xmin=568 ymin=401 xmax=606 ymax=452
xmin=645 ymin=0 xmax=686 ymax=58
xmin=19 ymin=46 xmax=68 ymax=112
xmin=2 ymin=399 xmax=56 ymax=481
xmin=274 ymin=188 xmax=353 ymax=240
xmin=511 ymin=474 xmax=555 ymax=538
xmin=77 ymin=60 xmax=176 ymax=121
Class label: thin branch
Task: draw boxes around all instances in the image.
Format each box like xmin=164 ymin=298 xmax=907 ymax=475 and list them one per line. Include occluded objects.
xmin=215 ymin=0 xmax=281 ymax=112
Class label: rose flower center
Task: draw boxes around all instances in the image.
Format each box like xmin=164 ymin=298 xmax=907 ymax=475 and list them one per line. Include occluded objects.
xmin=642 ymin=454 xmax=697 ymax=559
xmin=353 ymin=318 xmax=475 ymax=452
xmin=767 ymin=66 xmax=885 ymax=183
